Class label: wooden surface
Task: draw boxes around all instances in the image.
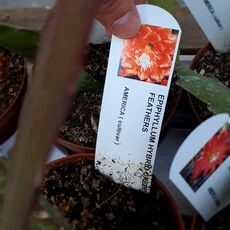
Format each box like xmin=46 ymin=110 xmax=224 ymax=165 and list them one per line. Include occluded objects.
xmin=0 ymin=6 xmax=208 ymax=54
xmin=175 ymin=6 xmax=208 ymax=54
xmin=0 ymin=8 xmax=49 ymax=31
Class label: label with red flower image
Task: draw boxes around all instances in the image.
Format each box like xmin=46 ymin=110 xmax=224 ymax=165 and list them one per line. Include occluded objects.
xmin=170 ymin=114 xmax=230 ymax=221
xmin=118 ymin=25 xmax=178 ymax=86
xmin=95 ymin=5 xmax=181 ymax=193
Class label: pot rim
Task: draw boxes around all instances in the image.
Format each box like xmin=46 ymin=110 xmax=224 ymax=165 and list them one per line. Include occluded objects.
xmin=56 ymin=82 xmax=182 ymax=153
xmin=44 ymin=153 xmax=185 ymax=230
xmin=189 ymin=43 xmax=213 ymax=70
xmin=0 ymin=59 xmax=27 ymax=120
xmin=55 ymin=137 xmax=95 ymax=153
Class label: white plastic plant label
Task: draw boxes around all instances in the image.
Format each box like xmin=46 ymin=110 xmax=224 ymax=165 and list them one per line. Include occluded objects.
xmin=95 ymin=4 xmax=181 ymax=193
xmin=183 ymin=0 xmax=230 ymax=53
xmin=170 ymin=114 xmax=230 ymax=221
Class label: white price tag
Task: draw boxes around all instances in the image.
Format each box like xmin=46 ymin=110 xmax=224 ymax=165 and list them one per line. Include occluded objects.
xmin=95 ymin=4 xmax=181 ymax=193
xmin=170 ymin=114 xmax=230 ymax=221
xmin=184 ymin=0 xmax=230 ymax=53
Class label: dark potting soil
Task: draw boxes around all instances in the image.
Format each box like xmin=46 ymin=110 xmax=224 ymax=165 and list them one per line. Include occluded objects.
xmin=194 ymin=205 xmax=230 ymax=230
xmin=0 ymin=48 xmax=25 ymax=116
xmin=84 ymin=43 xmax=110 ymax=83
xmin=164 ymin=76 xmax=181 ymax=128
xmin=59 ymin=89 xmax=103 ymax=147
xmin=59 ymin=43 xmax=181 ymax=147
xmin=191 ymin=48 xmax=230 ymax=121
xmin=42 ymin=159 xmax=180 ymax=230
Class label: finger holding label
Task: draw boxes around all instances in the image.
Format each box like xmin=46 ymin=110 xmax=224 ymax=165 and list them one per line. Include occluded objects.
xmin=96 ymin=0 xmax=145 ymax=38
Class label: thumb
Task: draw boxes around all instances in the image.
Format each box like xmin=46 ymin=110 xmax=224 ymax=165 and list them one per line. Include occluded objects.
xmin=96 ymin=0 xmax=142 ymax=38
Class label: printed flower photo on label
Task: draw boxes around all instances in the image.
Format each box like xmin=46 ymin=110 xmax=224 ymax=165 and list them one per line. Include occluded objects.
xmin=180 ymin=122 xmax=230 ymax=192
xmin=118 ymin=24 xmax=178 ymax=86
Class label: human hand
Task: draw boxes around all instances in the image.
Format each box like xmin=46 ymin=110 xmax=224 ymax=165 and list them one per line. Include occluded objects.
xmin=96 ymin=0 xmax=145 ymax=39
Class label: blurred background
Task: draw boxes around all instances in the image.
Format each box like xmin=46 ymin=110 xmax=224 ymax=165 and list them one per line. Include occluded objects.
xmin=0 ymin=0 xmax=185 ymax=8
xmin=0 ymin=0 xmax=54 ymax=8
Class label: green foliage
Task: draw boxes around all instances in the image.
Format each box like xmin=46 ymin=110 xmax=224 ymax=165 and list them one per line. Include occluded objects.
xmin=0 ymin=1 xmax=94 ymax=228
xmin=0 ymin=2 xmax=229 ymax=229
xmin=0 ymin=158 xmax=7 ymax=208
xmin=175 ymin=62 xmax=230 ymax=114
xmin=147 ymin=0 xmax=176 ymax=15
xmin=39 ymin=197 xmax=72 ymax=230
xmin=0 ymin=24 xmax=103 ymax=95
xmin=0 ymin=156 xmax=71 ymax=229
xmin=28 ymin=217 xmax=60 ymax=230
xmin=0 ymin=24 xmax=39 ymax=62
xmin=78 ymin=70 xmax=103 ymax=92
xmin=147 ymin=0 xmax=230 ymax=115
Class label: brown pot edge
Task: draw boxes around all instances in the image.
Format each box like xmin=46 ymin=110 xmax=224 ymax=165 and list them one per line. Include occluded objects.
xmin=0 ymin=63 xmax=27 ymax=120
xmin=0 ymin=62 xmax=28 ymax=143
xmin=55 ymin=137 xmax=95 ymax=154
xmin=44 ymin=153 xmax=185 ymax=230
xmin=56 ymin=85 xmax=183 ymax=153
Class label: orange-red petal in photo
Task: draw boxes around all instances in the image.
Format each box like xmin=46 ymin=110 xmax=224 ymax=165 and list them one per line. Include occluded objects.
xmin=119 ymin=24 xmax=178 ymax=85
xmin=190 ymin=129 xmax=230 ymax=180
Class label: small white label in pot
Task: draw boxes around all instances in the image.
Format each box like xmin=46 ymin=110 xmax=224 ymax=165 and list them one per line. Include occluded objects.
xmin=183 ymin=0 xmax=230 ymax=53
xmin=95 ymin=5 xmax=181 ymax=193
xmin=170 ymin=114 xmax=230 ymax=221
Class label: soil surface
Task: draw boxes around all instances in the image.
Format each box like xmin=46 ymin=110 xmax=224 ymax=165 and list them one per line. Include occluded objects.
xmin=191 ymin=48 xmax=230 ymax=121
xmin=59 ymin=89 xmax=103 ymax=147
xmin=59 ymin=43 xmax=181 ymax=147
xmin=84 ymin=43 xmax=110 ymax=83
xmin=0 ymin=48 xmax=25 ymax=116
xmin=193 ymin=206 xmax=230 ymax=230
xmin=164 ymin=76 xmax=181 ymax=128
xmin=42 ymin=159 xmax=180 ymax=230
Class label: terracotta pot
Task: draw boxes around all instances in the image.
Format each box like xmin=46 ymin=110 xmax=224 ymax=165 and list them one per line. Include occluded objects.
xmin=187 ymin=43 xmax=213 ymax=123
xmin=189 ymin=43 xmax=212 ymax=71
xmin=55 ymin=137 xmax=94 ymax=154
xmin=44 ymin=153 xmax=185 ymax=230
xmin=55 ymin=23 xmax=182 ymax=153
xmin=55 ymin=88 xmax=97 ymax=154
xmin=190 ymin=213 xmax=198 ymax=230
xmin=56 ymin=79 xmax=182 ymax=154
xmin=0 ymin=58 xmax=27 ymax=144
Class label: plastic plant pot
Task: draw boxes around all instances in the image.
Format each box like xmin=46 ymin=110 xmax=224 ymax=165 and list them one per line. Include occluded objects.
xmin=56 ymin=21 xmax=182 ymax=154
xmin=0 ymin=50 xmax=27 ymax=144
xmin=43 ymin=153 xmax=185 ymax=230
xmin=188 ymin=43 xmax=230 ymax=123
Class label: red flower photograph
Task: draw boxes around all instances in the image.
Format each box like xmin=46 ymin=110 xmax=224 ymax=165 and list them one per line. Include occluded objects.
xmin=180 ymin=123 xmax=230 ymax=192
xmin=118 ymin=24 xmax=178 ymax=86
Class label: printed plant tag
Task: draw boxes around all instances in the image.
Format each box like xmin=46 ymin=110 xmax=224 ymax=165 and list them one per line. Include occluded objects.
xmin=183 ymin=0 xmax=230 ymax=53
xmin=170 ymin=114 xmax=230 ymax=221
xmin=95 ymin=4 xmax=181 ymax=193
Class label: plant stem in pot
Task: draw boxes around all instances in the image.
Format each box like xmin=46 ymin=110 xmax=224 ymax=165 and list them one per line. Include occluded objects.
xmin=0 ymin=1 xmax=95 ymax=229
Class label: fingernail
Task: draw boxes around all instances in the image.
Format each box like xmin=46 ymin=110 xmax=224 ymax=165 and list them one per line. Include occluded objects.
xmin=112 ymin=10 xmax=141 ymax=38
